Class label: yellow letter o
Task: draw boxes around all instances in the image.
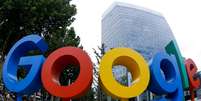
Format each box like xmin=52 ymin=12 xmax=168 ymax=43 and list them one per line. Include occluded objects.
xmin=99 ymin=48 xmax=150 ymax=100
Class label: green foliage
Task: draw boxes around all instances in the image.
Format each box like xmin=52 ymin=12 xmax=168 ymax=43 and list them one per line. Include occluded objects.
xmin=0 ymin=0 xmax=80 ymax=87
xmin=77 ymin=88 xmax=96 ymax=101
xmin=0 ymin=1 xmax=95 ymax=100
xmin=59 ymin=64 xmax=80 ymax=86
xmin=0 ymin=0 xmax=82 ymax=92
xmin=17 ymin=67 xmax=27 ymax=80
xmin=0 ymin=62 xmax=2 ymax=79
xmin=0 ymin=62 xmax=2 ymax=68
xmin=0 ymin=0 xmax=77 ymax=57
xmin=46 ymin=27 xmax=80 ymax=55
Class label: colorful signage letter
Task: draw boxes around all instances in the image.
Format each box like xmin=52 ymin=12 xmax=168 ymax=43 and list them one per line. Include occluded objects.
xmin=149 ymin=52 xmax=184 ymax=101
xmin=2 ymin=35 xmax=48 ymax=101
xmin=165 ymin=40 xmax=189 ymax=89
xmin=41 ymin=47 xmax=93 ymax=101
xmin=185 ymin=59 xmax=200 ymax=101
xmin=2 ymin=35 xmax=201 ymax=101
xmin=99 ymin=48 xmax=150 ymax=101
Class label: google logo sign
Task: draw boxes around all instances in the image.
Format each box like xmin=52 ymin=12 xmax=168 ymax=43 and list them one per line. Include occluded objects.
xmin=2 ymin=35 xmax=200 ymax=101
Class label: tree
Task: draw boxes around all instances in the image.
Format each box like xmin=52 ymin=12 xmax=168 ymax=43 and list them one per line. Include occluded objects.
xmin=0 ymin=0 xmax=80 ymax=80
xmin=0 ymin=0 xmax=77 ymax=61
xmin=93 ymin=44 xmax=107 ymax=101
xmin=0 ymin=0 xmax=86 ymax=100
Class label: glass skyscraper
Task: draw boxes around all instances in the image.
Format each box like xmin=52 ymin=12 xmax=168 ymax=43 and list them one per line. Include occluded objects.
xmin=101 ymin=2 xmax=176 ymax=101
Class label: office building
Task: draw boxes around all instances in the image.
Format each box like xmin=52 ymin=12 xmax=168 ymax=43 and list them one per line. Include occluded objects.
xmin=102 ymin=2 xmax=176 ymax=101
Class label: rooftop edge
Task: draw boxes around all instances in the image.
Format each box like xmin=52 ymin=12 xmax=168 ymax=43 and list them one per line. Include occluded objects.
xmin=102 ymin=2 xmax=163 ymax=19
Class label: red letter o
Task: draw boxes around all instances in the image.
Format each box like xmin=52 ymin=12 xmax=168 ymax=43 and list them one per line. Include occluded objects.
xmin=41 ymin=47 xmax=93 ymax=100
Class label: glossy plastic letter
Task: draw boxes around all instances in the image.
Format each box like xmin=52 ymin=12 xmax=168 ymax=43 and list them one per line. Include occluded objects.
xmin=149 ymin=52 xmax=184 ymax=101
xmin=41 ymin=47 xmax=93 ymax=101
xmin=2 ymin=35 xmax=48 ymax=101
xmin=165 ymin=40 xmax=189 ymax=89
xmin=185 ymin=59 xmax=200 ymax=101
xmin=99 ymin=48 xmax=150 ymax=101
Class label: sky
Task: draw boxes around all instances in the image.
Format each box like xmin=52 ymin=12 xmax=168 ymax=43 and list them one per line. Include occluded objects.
xmin=71 ymin=0 xmax=201 ymax=70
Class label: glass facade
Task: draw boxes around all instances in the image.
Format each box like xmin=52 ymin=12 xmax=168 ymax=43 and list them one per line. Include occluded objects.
xmin=101 ymin=2 xmax=176 ymax=101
